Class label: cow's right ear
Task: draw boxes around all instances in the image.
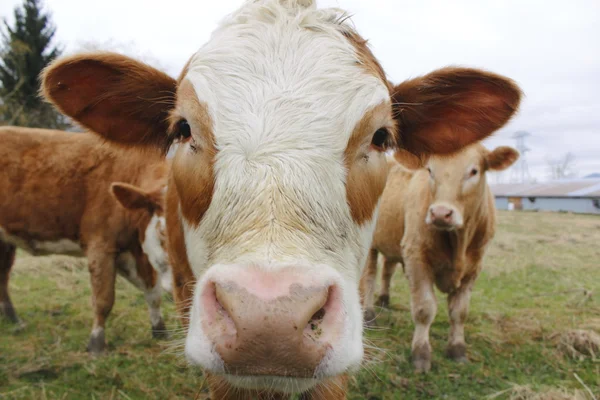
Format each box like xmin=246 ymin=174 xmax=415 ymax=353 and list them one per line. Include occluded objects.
xmin=41 ymin=52 xmax=176 ymax=150
xmin=110 ymin=182 xmax=163 ymax=213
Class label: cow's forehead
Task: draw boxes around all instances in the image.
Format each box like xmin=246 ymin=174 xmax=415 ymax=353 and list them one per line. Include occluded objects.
xmin=430 ymin=144 xmax=486 ymax=172
xmin=177 ymin=0 xmax=390 ymax=149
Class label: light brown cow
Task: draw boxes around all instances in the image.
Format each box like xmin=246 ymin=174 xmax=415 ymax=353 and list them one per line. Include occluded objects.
xmin=40 ymin=1 xmax=522 ymax=397
xmin=0 ymin=126 xmax=172 ymax=353
xmin=362 ymin=143 xmax=519 ymax=372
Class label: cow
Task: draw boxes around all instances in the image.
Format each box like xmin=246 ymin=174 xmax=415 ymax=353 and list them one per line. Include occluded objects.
xmin=361 ymin=144 xmax=519 ymax=373
xmin=40 ymin=0 xmax=522 ymax=397
xmin=0 ymin=126 xmax=172 ymax=354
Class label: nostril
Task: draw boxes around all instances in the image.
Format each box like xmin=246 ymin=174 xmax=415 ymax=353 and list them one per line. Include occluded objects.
xmin=310 ymin=307 xmax=326 ymax=324
xmin=305 ymin=307 xmax=326 ymax=339
xmin=445 ymin=209 xmax=453 ymax=218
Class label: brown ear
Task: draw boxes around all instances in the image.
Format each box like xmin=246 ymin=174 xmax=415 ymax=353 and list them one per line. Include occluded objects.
xmin=110 ymin=182 xmax=163 ymax=212
xmin=41 ymin=52 xmax=176 ymax=150
xmin=391 ymin=67 xmax=522 ymax=156
xmin=485 ymin=146 xmax=519 ymax=171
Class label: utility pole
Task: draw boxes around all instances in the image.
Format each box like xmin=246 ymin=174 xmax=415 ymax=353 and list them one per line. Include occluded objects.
xmin=511 ymin=131 xmax=531 ymax=183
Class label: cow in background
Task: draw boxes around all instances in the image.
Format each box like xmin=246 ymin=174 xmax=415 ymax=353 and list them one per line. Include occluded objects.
xmin=0 ymin=126 xmax=172 ymax=353
xmin=362 ymin=144 xmax=519 ymax=372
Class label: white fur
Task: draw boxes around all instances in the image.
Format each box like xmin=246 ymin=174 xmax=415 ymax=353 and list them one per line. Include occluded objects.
xmin=178 ymin=0 xmax=390 ymax=392
xmin=142 ymin=215 xmax=172 ymax=293
xmin=91 ymin=326 xmax=104 ymax=337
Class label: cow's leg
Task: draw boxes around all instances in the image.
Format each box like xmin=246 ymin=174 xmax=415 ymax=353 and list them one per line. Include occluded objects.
xmin=116 ymin=252 xmax=166 ymax=339
xmin=406 ymin=257 xmax=437 ymax=373
xmin=376 ymin=258 xmax=398 ymax=308
xmin=446 ymin=278 xmax=475 ymax=362
xmin=87 ymin=248 xmax=117 ymax=354
xmin=360 ymin=248 xmax=378 ymax=327
xmin=0 ymin=240 xmax=18 ymax=323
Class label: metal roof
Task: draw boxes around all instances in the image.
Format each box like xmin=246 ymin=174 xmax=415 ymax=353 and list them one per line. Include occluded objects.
xmin=490 ymin=179 xmax=600 ymax=197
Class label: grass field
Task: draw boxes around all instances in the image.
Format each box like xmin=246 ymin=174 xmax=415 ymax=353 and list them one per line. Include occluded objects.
xmin=1 ymin=211 xmax=599 ymax=399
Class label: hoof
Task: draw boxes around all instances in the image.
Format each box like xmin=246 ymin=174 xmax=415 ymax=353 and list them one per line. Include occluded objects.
xmin=87 ymin=330 xmax=106 ymax=355
xmin=412 ymin=343 xmax=432 ymax=373
xmin=0 ymin=301 xmax=19 ymax=323
xmin=363 ymin=309 xmax=377 ymax=327
xmin=376 ymin=294 xmax=390 ymax=308
xmin=152 ymin=320 xmax=168 ymax=339
xmin=446 ymin=343 xmax=468 ymax=363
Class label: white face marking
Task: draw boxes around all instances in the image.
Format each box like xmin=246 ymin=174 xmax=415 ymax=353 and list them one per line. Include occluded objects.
xmin=142 ymin=214 xmax=172 ymax=294
xmin=177 ymin=1 xmax=390 ymax=389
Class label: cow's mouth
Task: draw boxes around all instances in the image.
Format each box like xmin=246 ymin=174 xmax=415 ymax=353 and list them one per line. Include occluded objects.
xmin=222 ymin=374 xmax=319 ymax=394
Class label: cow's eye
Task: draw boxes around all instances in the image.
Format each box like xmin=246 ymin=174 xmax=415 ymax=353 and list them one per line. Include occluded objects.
xmin=371 ymin=128 xmax=389 ymax=150
xmin=470 ymin=168 xmax=478 ymax=177
xmin=175 ymin=119 xmax=191 ymax=141
xmin=427 ymin=167 xmax=433 ymax=175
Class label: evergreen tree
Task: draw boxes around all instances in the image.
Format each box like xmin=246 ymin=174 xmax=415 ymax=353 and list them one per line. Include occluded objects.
xmin=0 ymin=0 xmax=67 ymax=128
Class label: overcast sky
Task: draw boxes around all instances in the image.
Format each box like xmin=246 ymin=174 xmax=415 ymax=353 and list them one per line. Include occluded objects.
xmin=2 ymin=0 xmax=599 ymax=181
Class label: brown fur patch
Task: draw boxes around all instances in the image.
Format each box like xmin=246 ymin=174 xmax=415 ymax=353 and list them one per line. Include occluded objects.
xmin=165 ymin=174 xmax=196 ymax=325
xmin=344 ymin=102 xmax=392 ymax=225
xmin=170 ymin=79 xmax=216 ymax=227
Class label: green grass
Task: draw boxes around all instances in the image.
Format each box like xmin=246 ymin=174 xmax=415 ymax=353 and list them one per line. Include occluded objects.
xmin=1 ymin=211 xmax=599 ymax=399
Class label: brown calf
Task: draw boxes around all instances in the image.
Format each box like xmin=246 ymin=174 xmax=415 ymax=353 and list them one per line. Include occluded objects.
xmin=362 ymin=144 xmax=519 ymax=372
xmin=0 ymin=126 xmax=171 ymax=353
xmin=40 ymin=1 xmax=522 ymax=397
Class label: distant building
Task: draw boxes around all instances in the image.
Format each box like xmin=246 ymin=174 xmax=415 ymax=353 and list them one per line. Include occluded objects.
xmin=491 ymin=179 xmax=600 ymax=215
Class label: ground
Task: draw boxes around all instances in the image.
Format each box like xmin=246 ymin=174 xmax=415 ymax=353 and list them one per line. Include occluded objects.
xmin=1 ymin=211 xmax=599 ymax=399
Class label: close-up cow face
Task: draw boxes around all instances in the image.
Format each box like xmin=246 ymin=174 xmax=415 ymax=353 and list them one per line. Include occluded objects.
xmin=425 ymin=145 xmax=520 ymax=231
xmin=41 ymin=0 xmax=521 ymax=393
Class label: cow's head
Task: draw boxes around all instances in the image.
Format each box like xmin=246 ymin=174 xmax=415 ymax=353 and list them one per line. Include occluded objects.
xmin=42 ymin=0 xmax=521 ymax=393
xmin=422 ymin=145 xmax=519 ymax=230
xmin=111 ymin=182 xmax=172 ymax=293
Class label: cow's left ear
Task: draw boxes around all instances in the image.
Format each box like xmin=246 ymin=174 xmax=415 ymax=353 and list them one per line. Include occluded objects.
xmin=110 ymin=182 xmax=163 ymax=212
xmin=485 ymin=146 xmax=520 ymax=171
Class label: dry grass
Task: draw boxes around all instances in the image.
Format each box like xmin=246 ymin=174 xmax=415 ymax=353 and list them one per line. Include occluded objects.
xmin=500 ymin=384 xmax=590 ymax=400
xmin=554 ymin=329 xmax=600 ymax=360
